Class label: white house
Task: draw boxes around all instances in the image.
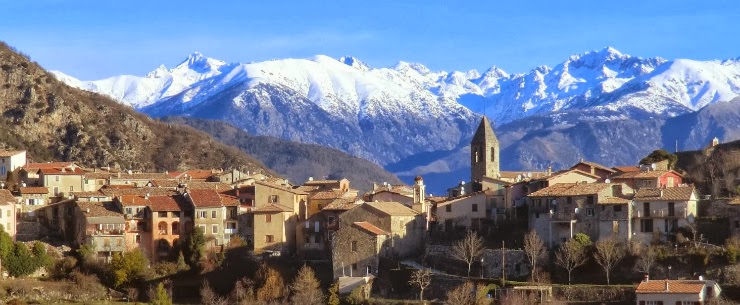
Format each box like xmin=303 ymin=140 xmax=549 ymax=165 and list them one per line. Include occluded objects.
xmin=636 ymin=278 xmax=720 ymax=305
xmin=0 ymin=150 xmax=26 ymax=181
xmin=632 ymin=186 xmax=698 ymax=245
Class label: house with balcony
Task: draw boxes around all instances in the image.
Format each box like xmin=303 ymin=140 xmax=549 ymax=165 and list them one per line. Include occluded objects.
xmin=632 ymin=186 xmax=698 ymax=245
xmin=527 ymin=182 xmax=634 ymax=248
xmin=184 ymin=188 xmax=240 ymax=248
xmin=250 ymin=180 xmax=308 ymax=255
xmin=114 ymin=194 xmax=152 ymax=251
xmin=611 ymin=167 xmax=684 ymax=190
xmin=147 ymin=195 xmax=191 ymax=261
xmin=73 ymin=201 xmax=126 ymax=260
xmin=37 ymin=165 xmax=86 ymax=200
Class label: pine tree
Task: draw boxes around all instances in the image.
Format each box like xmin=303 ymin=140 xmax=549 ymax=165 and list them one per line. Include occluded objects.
xmin=176 ymin=252 xmax=188 ymax=271
xmin=150 ymin=283 xmax=173 ymax=305
xmin=327 ymin=283 xmax=340 ymax=305
xmin=290 ymin=265 xmax=324 ymax=305
xmin=183 ymin=227 xmax=206 ymax=269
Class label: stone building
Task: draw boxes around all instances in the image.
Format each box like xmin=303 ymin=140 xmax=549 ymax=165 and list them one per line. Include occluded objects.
xmin=73 ymin=201 xmax=127 ymax=260
xmin=631 ymin=186 xmax=698 ymax=245
xmin=332 ymin=202 xmax=424 ymax=279
xmin=0 ymin=189 xmax=17 ymax=239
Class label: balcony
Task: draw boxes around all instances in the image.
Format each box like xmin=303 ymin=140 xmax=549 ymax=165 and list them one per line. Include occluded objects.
xmin=89 ymin=229 xmax=125 ymax=236
xmin=633 ymin=209 xmax=687 ymax=218
xmin=224 ymin=228 xmax=237 ymax=234
xmin=549 ymin=212 xmax=577 ymax=222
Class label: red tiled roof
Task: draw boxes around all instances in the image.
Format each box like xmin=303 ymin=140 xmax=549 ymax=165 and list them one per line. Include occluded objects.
xmin=310 ymin=190 xmax=346 ymax=200
xmin=597 ymin=196 xmax=632 ymax=205
xmin=70 ymin=191 xmax=107 ymax=198
xmin=636 ymin=280 xmax=705 ymax=294
xmin=117 ymin=195 xmax=151 ymax=206
xmin=612 ymin=166 xmax=640 ymax=173
xmin=0 ymin=189 xmax=17 ymax=205
xmin=353 ymin=222 xmax=389 ymax=236
xmin=528 ymin=183 xmax=613 ymax=197
xmin=366 ymin=202 xmax=419 ymax=216
xmin=39 ymin=167 xmax=86 ymax=175
xmin=322 ymin=198 xmax=359 ymax=211
xmin=77 ymin=201 xmax=123 ymax=218
xmin=19 ymin=187 xmax=48 ymax=194
xmin=612 ymin=170 xmax=683 ymax=180
xmin=148 ymin=179 xmax=180 ymax=188
xmin=634 ymin=187 xmax=696 ymax=201
xmin=149 ymin=195 xmax=189 ymax=212
xmin=572 ymin=161 xmax=617 ymax=173
xmin=179 ymin=169 xmax=219 ymax=180
xmin=183 ymin=181 xmax=232 ymax=191
xmin=22 ymin=162 xmax=74 ymax=170
xmin=100 ymin=187 xmax=175 ymax=197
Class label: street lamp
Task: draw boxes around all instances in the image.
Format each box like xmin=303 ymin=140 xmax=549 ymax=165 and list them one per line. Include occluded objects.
xmin=480 ymin=257 xmax=484 ymax=279
xmin=668 ymin=265 xmax=672 ymax=280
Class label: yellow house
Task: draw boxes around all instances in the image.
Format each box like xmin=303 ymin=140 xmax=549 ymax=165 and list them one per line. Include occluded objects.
xmin=38 ymin=166 xmax=86 ymax=199
xmin=250 ymin=180 xmax=308 ymax=255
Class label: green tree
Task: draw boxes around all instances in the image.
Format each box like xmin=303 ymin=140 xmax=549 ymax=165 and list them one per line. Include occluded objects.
xmin=573 ymin=233 xmax=592 ymax=248
xmin=182 ymin=227 xmax=206 ymax=269
xmin=176 ymin=251 xmax=188 ymax=271
xmin=110 ymin=249 xmax=150 ymax=288
xmin=6 ymin=243 xmax=37 ymax=277
xmin=640 ymin=149 xmax=677 ymax=169
xmin=150 ymin=283 xmax=173 ymax=305
xmin=0 ymin=225 xmax=13 ymax=260
xmin=31 ymin=242 xmax=53 ymax=270
xmin=290 ymin=265 xmax=324 ymax=305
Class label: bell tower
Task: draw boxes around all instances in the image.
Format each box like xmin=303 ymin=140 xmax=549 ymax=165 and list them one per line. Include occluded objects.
xmin=470 ymin=116 xmax=499 ymax=182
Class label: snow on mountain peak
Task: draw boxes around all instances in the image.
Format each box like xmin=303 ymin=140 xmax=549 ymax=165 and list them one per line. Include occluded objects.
xmin=176 ymin=52 xmax=226 ymax=73
xmin=339 ymin=56 xmax=370 ymax=71
xmin=393 ymin=61 xmax=432 ymax=75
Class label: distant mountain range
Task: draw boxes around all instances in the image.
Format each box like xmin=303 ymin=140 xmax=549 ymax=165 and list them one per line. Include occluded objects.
xmin=52 ymin=47 xmax=740 ymax=193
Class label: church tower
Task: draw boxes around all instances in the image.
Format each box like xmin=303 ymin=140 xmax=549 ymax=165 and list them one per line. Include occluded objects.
xmin=470 ymin=116 xmax=500 ymax=182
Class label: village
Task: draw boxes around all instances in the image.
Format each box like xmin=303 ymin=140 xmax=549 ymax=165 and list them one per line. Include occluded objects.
xmin=0 ymin=116 xmax=737 ymax=305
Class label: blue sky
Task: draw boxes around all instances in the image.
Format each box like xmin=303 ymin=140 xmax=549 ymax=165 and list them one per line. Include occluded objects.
xmin=2 ymin=0 xmax=738 ymax=79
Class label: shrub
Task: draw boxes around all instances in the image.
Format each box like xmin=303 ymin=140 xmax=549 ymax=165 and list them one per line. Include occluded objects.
xmin=153 ymin=261 xmax=179 ymax=277
xmin=573 ymin=233 xmax=592 ymax=247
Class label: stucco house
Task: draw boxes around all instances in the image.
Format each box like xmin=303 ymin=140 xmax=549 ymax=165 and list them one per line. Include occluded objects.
xmin=611 ymin=168 xmax=684 ymax=190
xmin=73 ymin=201 xmax=127 ymax=260
xmin=632 ymin=186 xmax=698 ymax=245
xmin=147 ymin=195 xmax=191 ymax=261
xmin=528 ymin=182 xmax=634 ymax=248
xmin=185 ymin=188 xmax=240 ymax=248
xmin=635 ymin=278 xmax=720 ymax=305
xmin=570 ymin=160 xmax=616 ymax=182
xmin=0 ymin=189 xmax=17 ymax=239
xmin=0 ymin=150 xmax=26 ymax=181
xmin=250 ymin=180 xmax=308 ymax=255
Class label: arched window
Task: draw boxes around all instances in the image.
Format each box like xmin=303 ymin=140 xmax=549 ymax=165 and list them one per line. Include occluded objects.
xmin=172 ymin=221 xmax=180 ymax=235
xmin=158 ymin=221 xmax=168 ymax=235
xmin=491 ymin=146 xmax=496 ymax=162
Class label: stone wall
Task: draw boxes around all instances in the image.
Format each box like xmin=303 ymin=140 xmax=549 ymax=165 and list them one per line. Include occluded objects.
xmin=426 ymin=245 xmax=530 ymax=279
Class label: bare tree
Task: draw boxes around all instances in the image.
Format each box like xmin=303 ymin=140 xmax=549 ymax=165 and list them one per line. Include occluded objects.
xmin=200 ymin=281 xmax=228 ymax=305
xmin=523 ymin=230 xmax=545 ymax=283
xmin=594 ymin=237 xmax=625 ymax=285
xmin=635 ymin=246 xmax=658 ymax=277
xmin=451 ymin=231 xmax=485 ymax=276
xmin=554 ymin=239 xmax=588 ymax=285
xmin=445 ymin=281 xmax=475 ymax=305
xmin=409 ymin=268 xmax=432 ymax=302
xmin=290 ymin=265 xmax=324 ymax=305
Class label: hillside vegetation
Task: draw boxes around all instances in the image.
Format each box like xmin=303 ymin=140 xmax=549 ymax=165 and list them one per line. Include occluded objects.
xmin=0 ymin=42 xmax=272 ymax=173
xmin=675 ymin=139 xmax=740 ymax=198
xmin=161 ymin=117 xmax=403 ymax=191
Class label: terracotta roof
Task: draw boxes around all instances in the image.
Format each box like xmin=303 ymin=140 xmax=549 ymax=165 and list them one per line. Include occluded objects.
xmin=39 ymin=167 xmax=86 ymax=175
xmin=184 ymin=181 xmax=232 ymax=191
xmin=100 ymin=187 xmax=175 ymax=197
xmin=0 ymin=189 xmax=17 ymax=205
xmin=310 ymin=190 xmax=346 ymax=200
xmin=77 ymin=201 xmax=123 ymax=218
xmin=528 ymin=183 xmax=613 ymax=197
xmin=538 ymin=169 xmax=601 ymax=181
xmin=634 ymin=187 xmax=696 ymax=201
xmin=111 ymin=172 xmax=171 ymax=180
xmin=70 ymin=191 xmax=107 ymax=198
xmin=252 ymin=204 xmax=292 ymax=213
xmin=372 ymin=185 xmax=414 ymax=197
xmin=148 ymin=179 xmax=180 ymax=188
xmin=187 ymin=189 xmax=223 ymax=208
xmin=366 ymin=202 xmax=419 ymax=216
xmin=322 ymin=198 xmax=360 ymax=211
xmin=22 ymin=162 xmax=75 ymax=170
xmin=499 ymin=171 xmax=548 ymax=180
xmin=0 ymin=150 xmax=24 ymax=157
xmin=255 ymin=180 xmax=308 ymax=195
xmin=612 ymin=166 xmax=640 ymax=173
xmin=635 ymin=280 xmax=706 ymax=294
xmin=427 ymin=196 xmax=448 ymax=203
xmin=353 ymin=221 xmax=389 ymax=236
xmin=612 ymin=170 xmax=682 ymax=180
xmin=83 ymin=172 xmax=112 ymax=179
xmin=598 ymin=196 xmax=632 ymax=205
xmin=218 ymin=189 xmax=240 ymax=207
xmin=294 ymin=185 xmax=320 ymax=193
xmin=437 ymin=191 xmax=486 ymax=207
xmin=149 ymin=195 xmax=189 ymax=212
xmin=117 ymin=195 xmax=152 ymax=206
xmin=304 ymin=179 xmax=340 ymax=186
xmin=572 ymin=161 xmax=617 ymax=173
xmin=179 ymin=169 xmax=220 ymax=180
xmin=19 ymin=187 xmax=48 ymax=194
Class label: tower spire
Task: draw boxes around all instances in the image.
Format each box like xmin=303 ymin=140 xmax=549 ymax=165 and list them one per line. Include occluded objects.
xmin=470 ymin=116 xmax=500 ymax=182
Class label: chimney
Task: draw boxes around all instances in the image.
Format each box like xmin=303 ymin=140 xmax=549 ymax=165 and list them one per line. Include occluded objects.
xmin=85 ymin=208 xmax=90 ymax=213
xmin=117 ymin=172 xmax=121 ymax=178
xmin=547 ymin=165 xmax=552 ymax=176
xmin=660 ymin=189 xmax=664 ymax=197
xmin=664 ymin=280 xmax=669 ymax=292
xmin=643 ymin=274 xmax=649 ymax=282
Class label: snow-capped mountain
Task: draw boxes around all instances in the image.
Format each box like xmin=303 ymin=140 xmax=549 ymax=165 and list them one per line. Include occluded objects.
xmin=52 ymin=47 xmax=740 ymax=172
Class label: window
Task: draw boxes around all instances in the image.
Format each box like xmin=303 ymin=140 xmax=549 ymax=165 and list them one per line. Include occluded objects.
xmin=351 ymin=263 xmax=358 ymax=272
xmin=212 ymin=225 xmax=218 ymax=234
xmin=198 ymin=211 xmax=207 ymax=219
xmin=641 ymin=219 xmax=653 ymax=233
xmin=491 ymin=146 xmax=496 ymax=162
xmin=445 ymin=205 xmax=451 ymax=213
xmin=535 ymin=212 xmax=540 ymax=218
xmin=314 ymin=235 xmax=320 ymax=243
xmin=474 ymin=148 xmax=480 ymax=163
xmin=158 ymin=212 xmax=167 ymax=217
xmin=643 ymin=202 xmax=650 ymax=217
xmin=567 ymin=197 xmax=572 ymax=204
xmin=53 ymin=187 xmax=59 ymax=196
xmin=587 ymin=196 xmax=594 ymax=205
xmin=735 ymin=220 xmax=739 ymax=229
xmin=5 ymin=210 xmax=9 ymax=217
xmin=125 ymin=207 xmax=132 ymax=214
xmin=612 ymin=221 xmax=619 ymax=233
xmin=328 ymin=216 xmax=335 ymax=223
xmin=265 ymin=214 xmax=272 ymax=222
xmin=667 ymin=176 xmax=675 ymax=187
xmin=268 ymin=195 xmax=279 ymax=204
xmin=351 ymin=241 xmax=358 ymax=252
xmin=472 ymin=204 xmax=478 ymax=212
xmin=135 ymin=235 xmax=141 ymax=243
xmin=668 ymin=202 xmax=675 ymax=217
xmin=265 ymin=235 xmax=274 ymax=243
xmin=614 ymin=205 xmax=622 ymax=212
xmin=69 ymin=186 xmax=74 ymax=192
xmin=173 ymin=211 xmax=180 ymax=218
xmin=211 ymin=211 xmax=217 ymax=218
xmin=55 ymin=176 xmax=59 ymax=182
xmin=305 ymin=236 xmax=310 ymax=244
xmin=586 ymin=208 xmax=594 ymax=217
xmin=199 ymin=225 xmax=206 ymax=232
